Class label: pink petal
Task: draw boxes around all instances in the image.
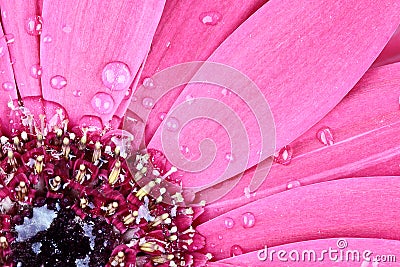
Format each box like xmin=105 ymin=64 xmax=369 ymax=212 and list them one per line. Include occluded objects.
xmin=145 ymin=0 xmax=400 ymax=196
xmin=217 ymin=238 xmax=400 ymax=266
xmin=40 ymin=0 xmax=165 ymax=128
xmin=118 ymin=0 xmax=269 ymax=139
xmin=199 ymin=62 xmax=400 ymax=222
xmin=197 ymin=176 xmax=400 ymax=260
xmin=373 ymin=25 xmax=400 ymax=67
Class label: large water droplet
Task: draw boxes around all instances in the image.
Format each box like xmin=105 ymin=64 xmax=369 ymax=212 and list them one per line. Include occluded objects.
xmin=2 ymin=81 xmax=14 ymax=91
xmin=102 ymin=62 xmax=131 ymax=91
xmin=26 ymin=16 xmax=43 ymax=36
xmin=242 ymin=212 xmax=255 ymax=228
xmin=50 ymin=75 xmax=67 ymax=90
xmin=43 ymin=35 xmax=52 ymax=43
xmin=199 ymin=11 xmax=222 ymax=26
xmin=224 ymin=217 xmax=234 ymax=229
xmin=165 ymin=117 xmax=179 ymax=132
xmin=273 ymin=145 xmax=293 ymax=165
xmin=91 ymin=92 xmax=114 ymax=114
xmin=30 ymin=64 xmax=42 ymax=79
xmin=230 ymin=245 xmax=243 ymax=257
xmin=142 ymin=97 xmax=155 ymax=109
xmin=316 ymin=127 xmax=334 ymax=146
xmin=286 ymin=180 xmax=301 ymax=190
xmin=142 ymin=77 xmax=155 ymax=88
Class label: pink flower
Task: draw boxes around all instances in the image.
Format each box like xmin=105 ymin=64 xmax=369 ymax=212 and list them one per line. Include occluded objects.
xmin=0 ymin=0 xmax=399 ymax=266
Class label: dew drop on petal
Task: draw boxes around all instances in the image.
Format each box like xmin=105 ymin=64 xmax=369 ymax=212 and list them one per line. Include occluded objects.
xmin=180 ymin=145 xmax=190 ymax=157
xmin=142 ymin=97 xmax=154 ymax=109
xmin=30 ymin=64 xmax=42 ymax=79
xmin=2 ymin=81 xmax=14 ymax=91
xmin=0 ymin=44 xmax=6 ymax=57
xmin=286 ymin=180 xmax=301 ymax=190
xmin=142 ymin=77 xmax=155 ymax=88
xmin=225 ymin=153 xmax=234 ymax=162
xmin=218 ymin=235 xmax=223 ymax=240
xmin=316 ymin=127 xmax=334 ymax=146
xmin=50 ymin=75 xmax=67 ymax=90
xmin=124 ymin=88 xmax=132 ymax=99
xmin=43 ymin=35 xmax=52 ymax=43
xmin=221 ymin=88 xmax=228 ymax=96
xmin=273 ymin=145 xmax=293 ymax=165
xmin=62 ymin=25 xmax=72 ymax=33
xmin=230 ymin=245 xmax=243 ymax=257
xmin=242 ymin=212 xmax=255 ymax=228
xmin=73 ymin=90 xmax=82 ymax=97
xmin=224 ymin=217 xmax=234 ymax=229
xmin=158 ymin=112 xmax=167 ymax=121
xmin=91 ymin=92 xmax=115 ymax=114
xmin=26 ymin=16 xmax=43 ymax=36
xmin=185 ymin=94 xmax=194 ymax=104
xmin=199 ymin=11 xmax=222 ymax=26
xmin=165 ymin=117 xmax=180 ymax=132
xmin=102 ymin=62 xmax=131 ymax=91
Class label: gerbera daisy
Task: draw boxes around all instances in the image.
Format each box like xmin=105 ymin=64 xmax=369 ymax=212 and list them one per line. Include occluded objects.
xmin=0 ymin=0 xmax=400 ymax=267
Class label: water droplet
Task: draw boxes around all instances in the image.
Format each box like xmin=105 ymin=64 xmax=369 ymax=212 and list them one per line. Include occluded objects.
xmin=221 ymin=88 xmax=228 ymax=96
xmin=286 ymin=180 xmax=301 ymax=190
xmin=43 ymin=35 xmax=52 ymax=43
xmin=242 ymin=212 xmax=255 ymax=228
xmin=102 ymin=62 xmax=131 ymax=91
xmin=218 ymin=235 xmax=223 ymax=240
xmin=26 ymin=16 xmax=43 ymax=36
xmin=185 ymin=94 xmax=194 ymax=104
xmin=142 ymin=77 xmax=155 ymax=88
xmin=165 ymin=117 xmax=179 ymax=132
xmin=124 ymin=88 xmax=132 ymax=99
xmin=4 ymin=34 xmax=15 ymax=44
xmin=30 ymin=64 xmax=42 ymax=79
xmin=73 ymin=90 xmax=82 ymax=97
xmin=142 ymin=97 xmax=155 ymax=109
xmin=166 ymin=41 xmax=171 ymax=48
xmin=50 ymin=75 xmax=67 ymax=90
xmin=316 ymin=127 xmax=334 ymax=146
xmin=225 ymin=153 xmax=234 ymax=162
xmin=91 ymin=92 xmax=114 ymax=114
xmin=230 ymin=245 xmax=243 ymax=257
xmin=62 ymin=25 xmax=72 ymax=33
xmin=210 ymin=243 xmax=216 ymax=248
xmin=158 ymin=112 xmax=167 ymax=121
xmin=273 ymin=145 xmax=293 ymax=165
xmin=224 ymin=217 xmax=234 ymax=229
xmin=199 ymin=11 xmax=222 ymax=26
xmin=2 ymin=81 xmax=14 ymax=91
xmin=244 ymin=187 xmax=251 ymax=198
xmin=180 ymin=145 xmax=191 ymax=157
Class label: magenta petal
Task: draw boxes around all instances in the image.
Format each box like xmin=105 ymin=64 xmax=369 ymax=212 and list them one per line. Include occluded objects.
xmin=0 ymin=0 xmax=42 ymax=98
xmin=40 ymin=0 xmax=165 ymax=128
xmin=199 ymin=62 xmax=400 ymax=222
xmin=218 ymin=238 xmax=400 ymax=266
xmin=373 ymin=25 xmax=400 ymax=67
xmin=147 ymin=1 xmax=400 ymax=192
xmin=197 ymin=177 xmax=400 ymax=260
xmin=119 ymin=0 xmax=269 ymax=138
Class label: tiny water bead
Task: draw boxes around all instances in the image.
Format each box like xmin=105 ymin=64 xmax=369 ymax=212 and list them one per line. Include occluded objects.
xmin=230 ymin=245 xmax=243 ymax=257
xmin=225 ymin=153 xmax=234 ymax=162
xmin=50 ymin=75 xmax=67 ymax=90
xmin=30 ymin=64 xmax=42 ymax=79
xmin=142 ymin=97 xmax=155 ymax=109
xmin=273 ymin=145 xmax=293 ymax=165
xmin=286 ymin=180 xmax=301 ymax=190
xmin=26 ymin=16 xmax=43 ymax=36
xmin=4 ymin=33 xmax=15 ymax=45
xmin=142 ymin=77 xmax=155 ymax=88
xmin=42 ymin=35 xmax=52 ymax=43
xmin=73 ymin=90 xmax=82 ymax=97
xmin=199 ymin=11 xmax=222 ymax=26
xmin=316 ymin=127 xmax=335 ymax=146
xmin=2 ymin=81 xmax=14 ymax=91
xmin=62 ymin=25 xmax=72 ymax=33
xmin=102 ymin=61 xmax=131 ymax=91
xmin=242 ymin=212 xmax=256 ymax=228
xmin=91 ymin=92 xmax=115 ymax=114
xmin=165 ymin=117 xmax=180 ymax=132
xmin=158 ymin=112 xmax=167 ymax=121
xmin=185 ymin=94 xmax=195 ymax=104
xmin=224 ymin=217 xmax=234 ymax=229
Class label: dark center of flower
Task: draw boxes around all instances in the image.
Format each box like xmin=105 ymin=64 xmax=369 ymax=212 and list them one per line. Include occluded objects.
xmin=0 ymin=110 xmax=210 ymax=267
